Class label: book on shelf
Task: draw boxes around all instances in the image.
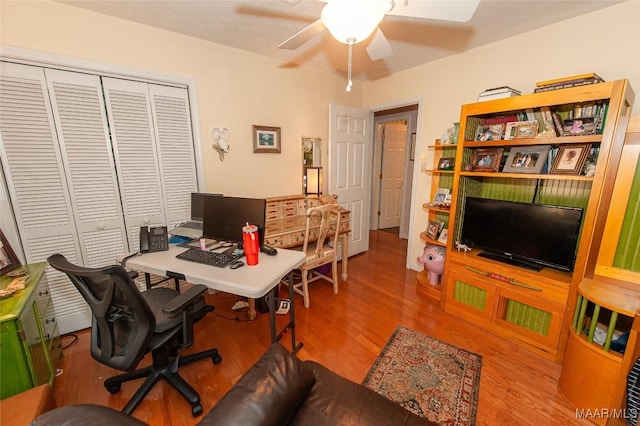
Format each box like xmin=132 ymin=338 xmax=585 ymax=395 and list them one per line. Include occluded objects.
xmin=533 ymin=78 xmax=603 ymax=93
xmin=535 ymin=73 xmax=604 ymax=87
xmin=478 ymin=90 xmax=521 ymax=101
xmin=482 ymin=115 xmax=519 ymax=125
xmin=479 ymin=86 xmax=522 ymax=96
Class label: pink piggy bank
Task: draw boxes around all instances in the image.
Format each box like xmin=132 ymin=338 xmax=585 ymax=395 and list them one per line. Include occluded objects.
xmin=417 ymin=245 xmax=446 ymax=284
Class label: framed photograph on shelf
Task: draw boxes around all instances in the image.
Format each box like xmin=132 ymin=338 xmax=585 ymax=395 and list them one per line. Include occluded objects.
xmin=470 ymin=147 xmax=504 ymax=172
xmin=426 ymin=219 xmax=444 ymax=240
xmin=502 ymin=145 xmax=551 ymax=174
xmin=551 ymin=144 xmax=591 ymax=174
xmin=437 ymin=228 xmax=449 ymax=244
xmin=252 ymin=125 xmax=281 ymax=153
xmin=475 ymin=124 xmax=504 ymax=141
xmin=504 ymin=122 xmax=519 ymax=140
xmin=437 ymin=157 xmax=455 ymax=171
xmin=0 ymin=229 xmax=21 ymax=275
xmin=433 ymin=187 xmax=450 ymax=204
xmin=513 ymin=121 xmax=539 ymax=139
xmin=562 ymin=117 xmax=596 ymax=136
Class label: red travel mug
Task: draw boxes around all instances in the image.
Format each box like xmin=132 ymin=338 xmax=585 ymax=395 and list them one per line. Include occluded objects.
xmin=242 ymin=224 xmax=259 ymax=266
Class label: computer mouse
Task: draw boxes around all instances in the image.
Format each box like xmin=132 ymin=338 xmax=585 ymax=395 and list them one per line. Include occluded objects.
xmin=229 ymin=260 xmax=245 ymax=269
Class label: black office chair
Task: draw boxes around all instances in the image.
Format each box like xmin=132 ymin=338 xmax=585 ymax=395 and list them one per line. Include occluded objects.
xmin=47 ymin=254 xmax=222 ymax=417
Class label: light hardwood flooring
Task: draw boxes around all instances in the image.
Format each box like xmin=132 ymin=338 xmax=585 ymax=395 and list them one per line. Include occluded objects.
xmin=52 ymin=230 xmax=590 ymax=425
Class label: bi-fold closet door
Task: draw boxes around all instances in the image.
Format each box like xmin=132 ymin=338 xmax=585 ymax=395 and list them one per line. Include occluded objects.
xmin=0 ymin=61 xmax=198 ymax=333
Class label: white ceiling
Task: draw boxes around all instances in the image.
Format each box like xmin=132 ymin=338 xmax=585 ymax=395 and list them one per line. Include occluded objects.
xmin=57 ymin=0 xmax=626 ymax=81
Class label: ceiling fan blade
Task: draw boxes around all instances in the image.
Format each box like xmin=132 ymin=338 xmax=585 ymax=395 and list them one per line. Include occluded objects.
xmin=386 ymin=0 xmax=481 ymax=22
xmin=366 ymin=28 xmax=393 ymax=61
xmin=278 ymin=19 xmax=326 ymax=50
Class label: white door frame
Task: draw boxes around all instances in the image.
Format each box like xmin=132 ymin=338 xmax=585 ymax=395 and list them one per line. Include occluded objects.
xmin=368 ymin=98 xmax=423 ymax=266
xmin=371 ymin=112 xmax=413 ymax=237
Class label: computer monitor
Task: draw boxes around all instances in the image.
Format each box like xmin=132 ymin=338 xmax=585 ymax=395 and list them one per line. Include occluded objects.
xmin=191 ymin=192 xmax=222 ymax=221
xmin=202 ymin=196 xmax=266 ymax=248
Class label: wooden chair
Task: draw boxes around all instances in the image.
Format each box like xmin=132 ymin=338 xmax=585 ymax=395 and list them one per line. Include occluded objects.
xmin=286 ymin=204 xmax=342 ymax=308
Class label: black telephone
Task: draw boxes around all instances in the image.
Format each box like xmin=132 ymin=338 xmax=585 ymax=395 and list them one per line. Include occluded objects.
xmin=139 ymin=226 xmax=169 ymax=253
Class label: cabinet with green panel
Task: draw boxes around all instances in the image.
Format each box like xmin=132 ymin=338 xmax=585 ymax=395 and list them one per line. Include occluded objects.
xmin=0 ymin=262 xmax=61 ymax=399
xmin=441 ymin=80 xmax=635 ymax=362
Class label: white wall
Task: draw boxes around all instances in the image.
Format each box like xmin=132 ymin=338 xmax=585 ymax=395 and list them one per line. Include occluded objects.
xmin=0 ymin=0 xmax=363 ymax=199
xmin=363 ymin=0 xmax=640 ymax=270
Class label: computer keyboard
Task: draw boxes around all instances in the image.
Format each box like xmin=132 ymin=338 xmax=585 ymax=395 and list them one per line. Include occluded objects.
xmin=176 ymin=247 xmax=240 ymax=268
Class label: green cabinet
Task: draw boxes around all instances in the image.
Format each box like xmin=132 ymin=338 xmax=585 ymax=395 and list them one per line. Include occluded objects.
xmin=0 ymin=262 xmax=61 ymax=399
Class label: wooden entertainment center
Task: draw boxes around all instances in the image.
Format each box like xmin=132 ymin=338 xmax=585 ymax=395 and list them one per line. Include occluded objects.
xmin=424 ymin=80 xmax=636 ymax=363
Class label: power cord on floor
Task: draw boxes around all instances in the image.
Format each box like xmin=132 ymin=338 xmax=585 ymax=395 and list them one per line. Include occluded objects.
xmin=61 ymin=333 xmax=79 ymax=349
xmin=212 ymin=310 xmax=253 ymax=322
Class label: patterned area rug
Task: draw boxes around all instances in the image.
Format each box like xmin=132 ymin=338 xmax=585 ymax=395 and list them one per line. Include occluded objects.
xmin=362 ymin=326 xmax=482 ymax=425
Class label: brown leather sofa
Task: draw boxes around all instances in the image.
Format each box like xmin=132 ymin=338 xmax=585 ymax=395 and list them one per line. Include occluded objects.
xmin=32 ymin=343 xmax=434 ymax=426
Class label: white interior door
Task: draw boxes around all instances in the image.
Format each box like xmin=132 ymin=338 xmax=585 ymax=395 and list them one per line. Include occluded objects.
xmin=378 ymin=121 xmax=407 ymax=229
xmin=328 ymin=104 xmax=373 ymax=257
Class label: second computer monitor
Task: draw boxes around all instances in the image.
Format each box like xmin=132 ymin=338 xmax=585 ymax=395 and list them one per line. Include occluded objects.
xmin=191 ymin=192 xmax=222 ymax=221
xmin=202 ymin=196 xmax=266 ymax=248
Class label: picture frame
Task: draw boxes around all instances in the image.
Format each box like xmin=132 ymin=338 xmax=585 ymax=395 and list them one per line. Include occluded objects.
xmin=437 ymin=228 xmax=449 ymax=244
xmin=433 ymin=187 xmax=450 ymax=204
xmin=426 ymin=219 xmax=444 ymax=240
xmin=437 ymin=157 xmax=455 ymax=171
xmin=503 ymin=121 xmax=519 ymax=140
xmin=551 ymin=144 xmax=591 ymax=174
xmin=513 ymin=120 xmax=539 ymax=139
xmin=253 ymin=125 xmax=281 ymax=153
xmin=502 ymin=145 xmax=551 ymax=174
xmin=470 ymin=147 xmax=504 ymax=172
xmin=410 ymin=133 xmax=416 ymax=161
xmin=0 ymin=229 xmax=21 ymax=275
xmin=475 ymin=124 xmax=504 ymax=141
xmin=562 ymin=117 xmax=597 ymax=136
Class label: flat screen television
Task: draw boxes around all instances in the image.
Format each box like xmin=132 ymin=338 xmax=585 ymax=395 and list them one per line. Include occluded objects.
xmin=202 ymin=195 xmax=266 ymax=248
xmin=460 ymin=197 xmax=583 ymax=272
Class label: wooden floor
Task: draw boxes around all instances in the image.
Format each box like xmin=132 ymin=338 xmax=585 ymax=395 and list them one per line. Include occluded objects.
xmin=53 ymin=230 xmax=589 ymax=425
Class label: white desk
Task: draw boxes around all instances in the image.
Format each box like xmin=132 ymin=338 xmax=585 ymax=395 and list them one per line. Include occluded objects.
xmin=123 ymin=246 xmax=305 ymax=352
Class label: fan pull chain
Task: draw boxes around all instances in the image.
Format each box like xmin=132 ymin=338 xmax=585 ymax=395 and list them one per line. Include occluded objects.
xmin=346 ymin=39 xmax=354 ymax=92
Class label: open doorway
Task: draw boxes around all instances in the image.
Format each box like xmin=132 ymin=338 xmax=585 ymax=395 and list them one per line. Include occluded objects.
xmin=371 ymin=104 xmax=418 ymax=240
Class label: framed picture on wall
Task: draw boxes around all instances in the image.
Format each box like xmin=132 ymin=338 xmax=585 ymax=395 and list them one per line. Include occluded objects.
xmin=253 ymin=125 xmax=281 ymax=153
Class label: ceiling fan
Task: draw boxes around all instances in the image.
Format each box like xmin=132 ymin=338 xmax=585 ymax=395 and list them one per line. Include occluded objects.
xmin=278 ymin=0 xmax=481 ymax=91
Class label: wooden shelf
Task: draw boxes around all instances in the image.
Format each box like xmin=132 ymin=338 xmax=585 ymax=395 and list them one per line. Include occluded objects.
xmin=459 ymin=171 xmax=594 ymax=181
xmin=416 ymin=269 xmax=442 ymax=301
xmin=463 ymin=134 xmax=602 ymax=148
xmin=419 ymin=231 xmax=446 ymax=247
xmin=438 ymin=79 xmax=635 ymax=364
xmin=422 ymin=203 xmax=451 ymax=214
xmin=423 ymin=169 xmax=455 ymax=174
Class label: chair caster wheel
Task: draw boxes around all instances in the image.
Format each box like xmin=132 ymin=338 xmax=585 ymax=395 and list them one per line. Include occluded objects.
xmin=192 ymin=403 xmax=202 ymax=417
xmin=105 ymin=383 xmax=121 ymax=394
xmin=212 ymin=354 xmax=222 ymax=365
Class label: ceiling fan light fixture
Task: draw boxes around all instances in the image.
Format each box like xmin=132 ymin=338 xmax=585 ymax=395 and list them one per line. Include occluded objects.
xmin=320 ymin=0 xmax=390 ymax=44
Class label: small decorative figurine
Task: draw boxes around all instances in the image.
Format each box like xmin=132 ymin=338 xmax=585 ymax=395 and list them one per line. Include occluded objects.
xmin=455 ymin=241 xmax=471 ymax=253
xmin=417 ymin=245 xmax=446 ymax=285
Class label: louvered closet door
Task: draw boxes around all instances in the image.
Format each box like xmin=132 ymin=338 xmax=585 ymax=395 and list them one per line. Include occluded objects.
xmin=102 ymin=78 xmax=167 ymax=250
xmin=44 ymin=69 xmax=129 ymax=266
xmin=149 ymin=85 xmax=197 ymax=227
xmin=0 ymin=62 xmax=88 ymax=332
